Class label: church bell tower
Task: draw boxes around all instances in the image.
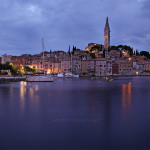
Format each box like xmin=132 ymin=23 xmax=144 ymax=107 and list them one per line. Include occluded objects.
xmin=104 ymin=17 xmax=110 ymax=50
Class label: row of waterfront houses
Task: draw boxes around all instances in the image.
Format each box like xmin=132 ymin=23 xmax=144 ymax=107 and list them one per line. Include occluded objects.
xmin=1 ymin=49 xmax=150 ymax=76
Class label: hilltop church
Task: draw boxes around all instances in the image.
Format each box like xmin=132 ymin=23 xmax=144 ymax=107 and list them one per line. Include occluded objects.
xmin=85 ymin=17 xmax=110 ymax=53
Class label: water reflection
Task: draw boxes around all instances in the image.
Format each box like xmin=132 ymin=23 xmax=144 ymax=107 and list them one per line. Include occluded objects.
xmin=9 ymin=84 xmax=13 ymax=97
xmin=20 ymin=82 xmax=40 ymax=113
xmin=35 ymin=85 xmax=39 ymax=92
xmin=122 ymin=82 xmax=132 ymax=115
xmin=29 ymin=88 xmax=34 ymax=99
xmin=28 ymin=84 xmax=39 ymax=110
xmin=20 ymin=81 xmax=27 ymax=112
xmin=20 ymin=81 xmax=27 ymax=100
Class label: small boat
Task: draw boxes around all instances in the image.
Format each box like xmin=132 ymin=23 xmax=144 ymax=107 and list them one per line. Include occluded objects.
xmin=73 ymin=74 xmax=79 ymax=78
xmin=57 ymin=73 xmax=64 ymax=78
xmin=65 ymin=73 xmax=79 ymax=78
xmin=26 ymin=76 xmax=54 ymax=82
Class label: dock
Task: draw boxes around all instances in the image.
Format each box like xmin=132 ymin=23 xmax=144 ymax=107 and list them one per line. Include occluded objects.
xmin=0 ymin=76 xmax=26 ymax=82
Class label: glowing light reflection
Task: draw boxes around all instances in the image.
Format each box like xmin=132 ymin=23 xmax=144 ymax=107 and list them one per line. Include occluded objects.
xmin=122 ymin=82 xmax=132 ymax=115
xmin=20 ymin=81 xmax=27 ymax=113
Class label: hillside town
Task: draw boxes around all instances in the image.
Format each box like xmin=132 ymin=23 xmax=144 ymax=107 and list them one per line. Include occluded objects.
xmin=0 ymin=17 xmax=150 ymax=77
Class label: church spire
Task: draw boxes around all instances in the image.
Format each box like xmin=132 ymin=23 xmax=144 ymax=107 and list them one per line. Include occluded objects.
xmin=104 ymin=17 xmax=110 ymax=50
xmin=105 ymin=17 xmax=110 ymax=30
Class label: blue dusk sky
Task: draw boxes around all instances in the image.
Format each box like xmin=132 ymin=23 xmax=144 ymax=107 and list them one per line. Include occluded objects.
xmin=0 ymin=0 xmax=150 ymax=56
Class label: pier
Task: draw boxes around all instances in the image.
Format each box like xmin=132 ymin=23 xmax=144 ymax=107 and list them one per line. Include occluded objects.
xmin=0 ymin=76 xmax=26 ymax=82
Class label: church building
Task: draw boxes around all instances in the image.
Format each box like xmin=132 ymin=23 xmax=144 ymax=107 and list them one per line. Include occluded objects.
xmin=85 ymin=17 xmax=111 ymax=52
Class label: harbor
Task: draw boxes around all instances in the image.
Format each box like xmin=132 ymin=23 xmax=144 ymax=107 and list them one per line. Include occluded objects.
xmin=0 ymin=77 xmax=150 ymax=149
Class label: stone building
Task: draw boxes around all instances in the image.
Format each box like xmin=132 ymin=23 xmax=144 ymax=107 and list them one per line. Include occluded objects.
xmin=81 ymin=60 xmax=89 ymax=74
xmin=72 ymin=58 xmax=81 ymax=75
xmin=52 ymin=61 xmax=61 ymax=74
xmin=95 ymin=59 xmax=112 ymax=76
xmin=112 ymin=63 xmax=119 ymax=75
xmin=144 ymin=61 xmax=150 ymax=75
xmin=118 ymin=58 xmax=134 ymax=75
xmin=109 ymin=50 xmax=120 ymax=60
xmin=1 ymin=54 xmax=12 ymax=64
xmin=61 ymin=60 xmax=71 ymax=74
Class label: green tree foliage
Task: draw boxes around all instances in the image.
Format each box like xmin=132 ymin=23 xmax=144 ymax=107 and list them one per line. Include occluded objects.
xmin=103 ymin=50 xmax=105 ymax=58
xmin=136 ymin=50 xmax=140 ymax=56
xmin=68 ymin=45 xmax=71 ymax=55
xmin=90 ymin=53 xmax=96 ymax=59
xmin=23 ymin=66 xmax=36 ymax=74
xmin=120 ymin=51 xmax=122 ymax=58
xmin=90 ymin=46 xmax=101 ymax=52
xmin=0 ymin=62 xmax=21 ymax=75
xmin=140 ymin=51 xmax=150 ymax=59
xmin=109 ymin=45 xmax=133 ymax=56
xmin=0 ymin=62 xmax=12 ymax=70
xmin=72 ymin=45 xmax=76 ymax=54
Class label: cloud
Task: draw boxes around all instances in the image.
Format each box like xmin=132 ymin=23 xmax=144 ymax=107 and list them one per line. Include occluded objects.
xmin=0 ymin=0 xmax=150 ymax=56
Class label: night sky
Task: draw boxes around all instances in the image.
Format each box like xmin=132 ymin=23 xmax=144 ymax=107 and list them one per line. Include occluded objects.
xmin=0 ymin=0 xmax=150 ymax=56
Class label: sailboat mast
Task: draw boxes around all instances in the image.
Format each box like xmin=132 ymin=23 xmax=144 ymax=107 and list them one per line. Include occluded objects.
xmin=42 ymin=38 xmax=45 ymax=76
xmin=71 ymin=53 xmax=72 ymax=74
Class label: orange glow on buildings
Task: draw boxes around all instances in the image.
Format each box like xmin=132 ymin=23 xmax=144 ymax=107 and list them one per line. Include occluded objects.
xmin=129 ymin=57 xmax=132 ymax=61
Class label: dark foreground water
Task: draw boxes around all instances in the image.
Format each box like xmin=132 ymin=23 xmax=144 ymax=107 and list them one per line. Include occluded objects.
xmin=0 ymin=77 xmax=150 ymax=150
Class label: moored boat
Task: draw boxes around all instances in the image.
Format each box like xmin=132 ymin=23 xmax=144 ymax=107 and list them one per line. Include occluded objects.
xmin=65 ymin=73 xmax=79 ymax=78
xmin=26 ymin=38 xmax=54 ymax=82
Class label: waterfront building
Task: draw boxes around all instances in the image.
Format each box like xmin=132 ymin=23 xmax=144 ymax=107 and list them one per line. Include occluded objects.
xmin=31 ymin=59 xmax=43 ymax=70
xmin=11 ymin=56 xmax=24 ymax=67
xmin=112 ymin=63 xmax=119 ymax=75
xmin=118 ymin=58 xmax=134 ymax=75
xmin=52 ymin=61 xmax=61 ymax=74
xmin=95 ymin=59 xmax=112 ymax=76
xmin=1 ymin=54 xmax=12 ymax=64
xmin=81 ymin=59 xmax=96 ymax=76
xmin=81 ymin=60 xmax=89 ymax=74
xmin=144 ymin=61 xmax=150 ymax=75
xmin=72 ymin=58 xmax=81 ymax=75
xmin=61 ymin=60 xmax=71 ymax=74
xmin=133 ymin=61 xmax=145 ymax=76
xmin=88 ymin=60 xmax=95 ymax=76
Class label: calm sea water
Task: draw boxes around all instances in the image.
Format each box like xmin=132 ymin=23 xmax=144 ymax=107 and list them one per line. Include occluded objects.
xmin=0 ymin=77 xmax=150 ymax=150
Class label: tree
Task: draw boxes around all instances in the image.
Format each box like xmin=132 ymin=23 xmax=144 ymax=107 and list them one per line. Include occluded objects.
xmin=72 ymin=45 xmax=77 ymax=54
xmin=120 ymin=51 xmax=122 ymax=58
xmin=136 ymin=50 xmax=140 ymax=56
xmin=129 ymin=48 xmax=133 ymax=56
xmin=90 ymin=53 xmax=96 ymax=59
xmin=103 ymin=50 xmax=105 ymax=58
xmin=23 ymin=66 xmax=30 ymax=74
xmin=90 ymin=46 xmax=101 ymax=52
xmin=68 ymin=45 xmax=71 ymax=55
xmin=100 ymin=45 xmax=103 ymax=51
xmin=140 ymin=51 xmax=150 ymax=58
